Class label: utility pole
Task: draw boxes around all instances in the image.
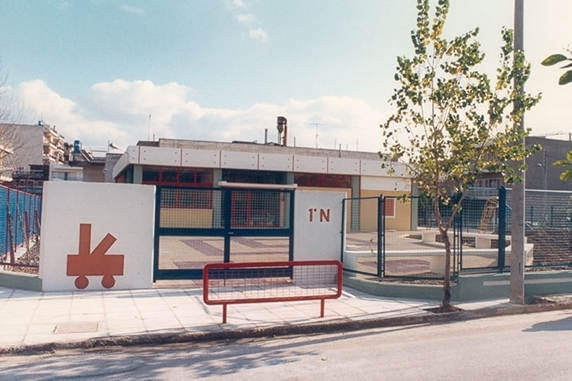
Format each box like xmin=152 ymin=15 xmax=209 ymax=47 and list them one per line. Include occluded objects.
xmin=510 ymin=0 xmax=526 ymax=304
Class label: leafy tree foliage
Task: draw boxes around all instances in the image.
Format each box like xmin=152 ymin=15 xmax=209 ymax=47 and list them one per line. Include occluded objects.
xmin=541 ymin=51 xmax=572 ymax=85
xmin=553 ymin=151 xmax=572 ymax=182
xmin=542 ymin=51 xmax=572 ymax=182
xmin=381 ymin=0 xmax=540 ymax=309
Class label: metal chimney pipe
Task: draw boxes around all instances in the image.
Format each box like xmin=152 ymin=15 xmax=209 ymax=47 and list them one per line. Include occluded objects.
xmin=277 ymin=116 xmax=287 ymax=146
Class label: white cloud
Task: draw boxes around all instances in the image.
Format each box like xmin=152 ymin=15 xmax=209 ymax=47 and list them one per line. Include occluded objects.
xmin=231 ymin=0 xmax=247 ymax=9
xmin=237 ymin=14 xmax=256 ymax=24
xmin=17 ymin=80 xmax=77 ymax=120
xmin=16 ymin=80 xmax=129 ymax=146
xmin=249 ymin=28 xmax=269 ymax=42
xmin=89 ymin=79 xmax=190 ymax=117
xmin=121 ymin=4 xmax=145 ymax=15
xmin=15 ymin=80 xmax=387 ymax=153
xmin=228 ymin=1 xmax=268 ymax=42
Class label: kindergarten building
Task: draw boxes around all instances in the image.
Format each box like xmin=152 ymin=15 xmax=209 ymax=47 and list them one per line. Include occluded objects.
xmin=34 ymin=126 xmax=417 ymax=290
xmin=111 ymin=137 xmax=413 ymax=231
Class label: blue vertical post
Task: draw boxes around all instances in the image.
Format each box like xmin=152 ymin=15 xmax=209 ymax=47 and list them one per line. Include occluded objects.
xmin=340 ymin=198 xmax=346 ymax=264
xmin=377 ymin=195 xmax=383 ymax=278
xmin=455 ymin=199 xmax=462 ymax=275
xmin=223 ymin=188 xmax=233 ymax=263
xmin=498 ymin=187 xmax=506 ymax=272
xmin=288 ymin=190 xmax=295 ymax=261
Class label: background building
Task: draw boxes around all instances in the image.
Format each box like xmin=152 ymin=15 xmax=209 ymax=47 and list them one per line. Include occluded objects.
xmin=0 ymin=121 xmax=68 ymax=192
xmin=525 ymin=135 xmax=572 ymax=191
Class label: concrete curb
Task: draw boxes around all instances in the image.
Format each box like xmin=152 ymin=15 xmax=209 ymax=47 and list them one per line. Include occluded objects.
xmin=0 ymin=270 xmax=42 ymax=292
xmin=3 ymin=300 xmax=572 ymax=356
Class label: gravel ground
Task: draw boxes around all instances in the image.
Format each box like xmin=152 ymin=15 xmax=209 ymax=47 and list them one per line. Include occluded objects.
xmin=1 ymin=240 xmax=39 ymax=275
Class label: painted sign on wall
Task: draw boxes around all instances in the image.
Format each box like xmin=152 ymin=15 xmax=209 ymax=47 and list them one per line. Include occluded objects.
xmin=66 ymin=223 xmax=124 ymax=289
xmin=294 ymin=190 xmax=344 ymax=261
xmin=40 ymin=182 xmax=155 ymax=292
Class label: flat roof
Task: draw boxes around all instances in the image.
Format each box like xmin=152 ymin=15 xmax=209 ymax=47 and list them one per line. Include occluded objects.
xmin=137 ymin=138 xmax=384 ymax=161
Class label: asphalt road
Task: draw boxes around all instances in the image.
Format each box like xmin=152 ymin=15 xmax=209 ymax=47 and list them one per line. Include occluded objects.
xmin=1 ymin=309 xmax=572 ymax=380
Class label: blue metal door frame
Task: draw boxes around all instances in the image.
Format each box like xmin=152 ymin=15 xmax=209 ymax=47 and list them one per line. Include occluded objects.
xmin=153 ymin=186 xmax=295 ymax=280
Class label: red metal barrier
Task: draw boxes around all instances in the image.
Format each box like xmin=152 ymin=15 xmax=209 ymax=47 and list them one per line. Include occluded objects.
xmin=203 ymin=260 xmax=343 ymax=324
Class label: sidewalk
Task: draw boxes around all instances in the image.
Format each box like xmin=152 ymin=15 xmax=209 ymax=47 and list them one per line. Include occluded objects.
xmin=0 ymin=283 xmax=567 ymax=355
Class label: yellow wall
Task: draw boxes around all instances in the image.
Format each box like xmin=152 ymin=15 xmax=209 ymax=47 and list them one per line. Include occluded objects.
xmin=160 ymin=208 xmax=214 ymax=228
xmin=158 ymin=187 xmax=412 ymax=231
xmin=359 ymin=190 xmax=412 ymax=231
xmin=295 ymin=187 xmax=412 ymax=232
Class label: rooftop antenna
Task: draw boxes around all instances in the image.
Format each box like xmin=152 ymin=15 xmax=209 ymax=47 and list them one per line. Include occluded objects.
xmin=308 ymin=122 xmax=327 ymax=148
xmin=147 ymin=114 xmax=151 ymax=141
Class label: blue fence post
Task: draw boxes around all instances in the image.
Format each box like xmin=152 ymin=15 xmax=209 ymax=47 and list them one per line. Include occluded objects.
xmin=456 ymin=198 xmax=462 ymax=276
xmin=498 ymin=187 xmax=506 ymax=273
xmin=377 ymin=195 xmax=383 ymax=278
xmin=340 ymin=198 xmax=346 ymax=264
xmin=0 ymin=186 xmax=43 ymax=263
xmin=0 ymin=187 xmax=6 ymax=257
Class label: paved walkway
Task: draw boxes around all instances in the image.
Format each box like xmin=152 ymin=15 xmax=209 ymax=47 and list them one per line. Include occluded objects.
xmin=0 ymin=283 xmax=514 ymax=353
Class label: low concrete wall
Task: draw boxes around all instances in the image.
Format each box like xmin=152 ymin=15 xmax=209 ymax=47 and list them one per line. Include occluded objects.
xmin=0 ymin=270 xmax=42 ymax=292
xmin=344 ymin=270 xmax=572 ymax=302
xmin=462 ymin=270 xmax=572 ymax=303
xmin=344 ymin=276 xmax=444 ymax=300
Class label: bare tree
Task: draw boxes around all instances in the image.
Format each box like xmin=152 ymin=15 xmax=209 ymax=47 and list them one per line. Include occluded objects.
xmin=0 ymin=62 xmax=27 ymax=178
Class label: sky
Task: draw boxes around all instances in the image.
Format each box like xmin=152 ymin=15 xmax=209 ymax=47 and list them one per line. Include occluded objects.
xmin=0 ymin=0 xmax=571 ymax=153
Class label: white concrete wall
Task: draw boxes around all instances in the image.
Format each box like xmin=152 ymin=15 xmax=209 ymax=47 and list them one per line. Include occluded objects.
xmin=39 ymin=182 xmax=155 ymax=291
xmin=221 ymin=151 xmax=258 ymax=169
xmin=293 ymin=190 xmax=343 ymax=261
xmin=139 ymin=146 xmax=181 ymax=166
xmin=361 ymin=175 xmax=410 ymax=192
xmin=294 ymin=155 xmax=328 ymax=173
xmin=113 ymin=145 xmax=413 ymax=190
xmin=259 ymin=153 xmax=293 ymax=171
xmin=293 ymin=190 xmax=344 ymax=285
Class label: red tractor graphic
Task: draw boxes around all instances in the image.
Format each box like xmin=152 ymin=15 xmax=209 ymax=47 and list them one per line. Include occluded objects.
xmin=67 ymin=223 xmax=124 ymax=289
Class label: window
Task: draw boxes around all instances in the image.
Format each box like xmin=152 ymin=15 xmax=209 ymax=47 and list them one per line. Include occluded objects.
xmin=475 ymin=177 xmax=502 ymax=188
xmin=222 ymin=170 xmax=287 ymax=185
xmin=51 ymin=171 xmax=78 ymax=181
xmin=161 ymin=169 xmax=178 ymax=183
xmin=383 ymin=197 xmax=396 ymax=217
xmin=196 ymin=169 xmax=213 ymax=185
xmin=179 ymin=169 xmax=196 ymax=184
xmin=142 ymin=166 xmax=161 ymax=183
xmin=294 ymin=173 xmax=352 ymax=188
xmin=142 ymin=167 xmax=214 ymax=186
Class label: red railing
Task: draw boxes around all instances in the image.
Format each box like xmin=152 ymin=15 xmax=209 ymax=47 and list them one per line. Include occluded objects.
xmin=203 ymin=260 xmax=343 ymax=324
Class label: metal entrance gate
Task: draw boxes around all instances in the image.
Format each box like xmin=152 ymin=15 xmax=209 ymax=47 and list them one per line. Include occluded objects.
xmin=153 ymin=186 xmax=295 ymax=280
xmin=341 ymin=195 xmax=462 ymax=279
xmin=342 ymin=189 xmax=506 ymax=280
